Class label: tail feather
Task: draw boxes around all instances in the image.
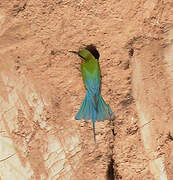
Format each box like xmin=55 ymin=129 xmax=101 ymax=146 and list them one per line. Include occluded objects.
xmin=92 ymin=121 xmax=96 ymax=143
xmin=96 ymin=94 xmax=114 ymax=120
xmin=75 ymin=91 xmax=114 ymax=141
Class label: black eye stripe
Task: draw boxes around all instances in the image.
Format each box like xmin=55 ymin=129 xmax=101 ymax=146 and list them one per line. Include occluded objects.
xmin=78 ymin=54 xmax=84 ymax=59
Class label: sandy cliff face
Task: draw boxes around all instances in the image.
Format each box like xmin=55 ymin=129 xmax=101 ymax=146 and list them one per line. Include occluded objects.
xmin=0 ymin=0 xmax=173 ymax=179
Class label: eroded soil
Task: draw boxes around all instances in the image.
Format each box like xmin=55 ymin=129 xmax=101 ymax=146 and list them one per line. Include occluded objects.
xmin=0 ymin=0 xmax=173 ymax=180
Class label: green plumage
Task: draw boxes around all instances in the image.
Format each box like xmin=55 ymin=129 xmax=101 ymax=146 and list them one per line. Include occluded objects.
xmin=72 ymin=48 xmax=114 ymax=142
xmin=79 ymin=49 xmax=101 ymax=83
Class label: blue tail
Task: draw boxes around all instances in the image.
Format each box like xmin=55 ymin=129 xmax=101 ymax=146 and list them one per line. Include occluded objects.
xmin=75 ymin=91 xmax=114 ymax=142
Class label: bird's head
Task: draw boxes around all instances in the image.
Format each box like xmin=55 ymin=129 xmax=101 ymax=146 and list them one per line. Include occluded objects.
xmin=78 ymin=49 xmax=94 ymax=61
xmin=69 ymin=45 xmax=100 ymax=61
xmin=69 ymin=49 xmax=93 ymax=61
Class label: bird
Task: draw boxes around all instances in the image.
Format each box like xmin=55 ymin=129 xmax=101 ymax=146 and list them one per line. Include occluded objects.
xmin=70 ymin=45 xmax=114 ymax=142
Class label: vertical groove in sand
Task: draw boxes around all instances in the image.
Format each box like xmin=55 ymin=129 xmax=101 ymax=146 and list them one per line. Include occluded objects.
xmin=164 ymin=29 xmax=173 ymax=106
xmin=132 ymin=58 xmax=168 ymax=180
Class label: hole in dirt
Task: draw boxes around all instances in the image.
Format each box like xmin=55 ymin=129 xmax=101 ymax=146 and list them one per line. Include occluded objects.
xmin=106 ymin=157 xmax=115 ymax=180
xmin=120 ymin=93 xmax=134 ymax=107
xmin=129 ymin=48 xmax=134 ymax=57
xmin=85 ymin=44 xmax=100 ymax=60
xmin=167 ymin=132 xmax=173 ymax=141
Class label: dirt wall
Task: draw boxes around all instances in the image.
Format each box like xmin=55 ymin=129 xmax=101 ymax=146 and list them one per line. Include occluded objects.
xmin=0 ymin=0 xmax=173 ymax=180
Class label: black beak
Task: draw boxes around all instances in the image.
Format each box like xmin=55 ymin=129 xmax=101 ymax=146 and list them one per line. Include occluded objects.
xmin=69 ymin=50 xmax=84 ymax=60
xmin=69 ymin=51 xmax=78 ymax=55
